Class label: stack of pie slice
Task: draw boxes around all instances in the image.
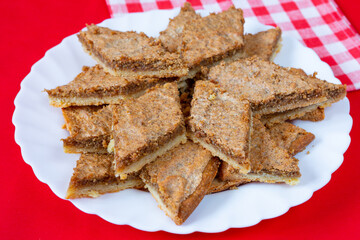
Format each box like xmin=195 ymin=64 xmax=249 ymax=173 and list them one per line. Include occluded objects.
xmin=45 ymin=3 xmax=346 ymax=225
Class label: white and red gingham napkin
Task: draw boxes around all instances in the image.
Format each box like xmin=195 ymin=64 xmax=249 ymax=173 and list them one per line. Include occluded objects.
xmin=105 ymin=0 xmax=360 ymax=91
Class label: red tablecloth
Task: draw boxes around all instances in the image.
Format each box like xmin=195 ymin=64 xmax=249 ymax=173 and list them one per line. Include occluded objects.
xmin=1 ymin=0 xmax=359 ymax=239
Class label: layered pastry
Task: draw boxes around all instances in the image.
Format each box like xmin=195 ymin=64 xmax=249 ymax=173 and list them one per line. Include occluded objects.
xmin=209 ymin=121 xmax=314 ymax=194
xmin=159 ymin=5 xmax=245 ymax=80
xmin=46 ymin=65 xmax=180 ymax=107
xmin=159 ymin=2 xmax=201 ymax=53
xmin=298 ymin=107 xmax=325 ymax=121
xmin=66 ymin=153 xmax=144 ymax=199
xmin=267 ymin=122 xmax=315 ymax=156
xmin=218 ymin=118 xmax=301 ymax=185
xmin=111 ymin=83 xmax=186 ymax=179
xmin=62 ymin=105 xmax=111 ymax=153
xmin=140 ymin=141 xmax=219 ymax=225
xmin=241 ymin=27 xmax=282 ymax=61
xmin=208 ymin=56 xmax=346 ymax=122
xmin=78 ymin=25 xmax=188 ymax=78
xmin=188 ymin=81 xmax=252 ymax=173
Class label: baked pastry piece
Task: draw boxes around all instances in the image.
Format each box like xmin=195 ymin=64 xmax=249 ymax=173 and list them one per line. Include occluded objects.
xmin=180 ymin=6 xmax=245 ymax=79
xmin=62 ymin=105 xmax=111 ymax=153
xmin=208 ymin=121 xmax=314 ymax=193
xmin=140 ymin=141 xmax=220 ymax=225
xmin=188 ymin=80 xmax=251 ymax=173
xmin=208 ymin=56 xmax=346 ymax=120
xmin=78 ymin=25 xmax=188 ymax=78
xmin=159 ymin=2 xmax=201 ymax=53
xmin=46 ymin=65 xmax=180 ymax=107
xmin=241 ymin=27 xmax=282 ymax=61
xmin=268 ymin=122 xmax=315 ymax=156
xmin=111 ymin=82 xmax=186 ymax=179
xmin=219 ymin=118 xmax=301 ymax=185
xmin=66 ymin=153 xmax=144 ymax=199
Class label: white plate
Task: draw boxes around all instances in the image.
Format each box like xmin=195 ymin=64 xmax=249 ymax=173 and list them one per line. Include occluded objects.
xmin=12 ymin=8 xmax=352 ymax=234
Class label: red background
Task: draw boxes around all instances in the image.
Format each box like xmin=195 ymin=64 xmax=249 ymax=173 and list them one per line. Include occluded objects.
xmin=1 ymin=0 xmax=359 ymax=239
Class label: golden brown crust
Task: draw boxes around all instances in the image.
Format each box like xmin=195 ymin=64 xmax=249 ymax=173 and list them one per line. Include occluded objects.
xmin=241 ymin=27 xmax=282 ymax=61
xmin=299 ymin=107 xmax=325 ymax=121
xmin=181 ymin=6 xmax=245 ymax=68
xmin=46 ymin=65 xmax=179 ymax=107
xmin=112 ymin=83 xmax=185 ymax=175
xmin=189 ymin=81 xmax=251 ymax=173
xmin=159 ymin=2 xmax=201 ymax=52
xmin=208 ymin=56 xmax=346 ymax=116
xmin=260 ymin=103 xmax=325 ymax=125
xmin=140 ymin=141 xmax=219 ymax=225
xmin=61 ymin=105 xmax=112 ymax=153
xmin=219 ymin=118 xmax=300 ymax=184
xmin=66 ymin=153 xmax=144 ymax=199
xmin=267 ymin=122 xmax=315 ymax=156
xmin=177 ymin=158 xmax=219 ymax=224
xmin=78 ymin=25 xmax=188 ymax=78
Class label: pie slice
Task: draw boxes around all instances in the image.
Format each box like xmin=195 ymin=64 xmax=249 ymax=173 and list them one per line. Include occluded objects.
xmin=241 ymin=27 xmax=282 ymax=61
xmin=267 ymin=122 xmax=315 ymax=156
xmin=219 ymin=118 xmax=301 ymax=185
xmin=66 ymin=153 xmax=144 ymax=199
xmin=62 ymin=105 xmax=112 ymax=154
xmin=259 ymin=69 xmax=327 ymax=124
xmin=111 ymin=82 xmax=186 ymax=179
xmin=188 ymin=80 xmax=252 ymax=173
xmin=209 ymin=121 xmax=314 ymax=193
xmin=180 ymin=6 xmax=245 ymax=79
xmin=159 ymin=2 xmax=201 ymax=53
xmin=208 ymin=56 xmax=346 ymax=119
xmin=46 ymin=65 xmax=180 ymax=107
xmin=140 ymin=141 xmax=219 ymax=225
xmin=78 ymin=25 xmax=188 ymax=78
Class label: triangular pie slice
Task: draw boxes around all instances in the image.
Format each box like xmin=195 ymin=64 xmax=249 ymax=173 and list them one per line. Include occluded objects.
xmin=46 ymin=65 xmax=181 ymax=107
xmin=78 ymin=25 xmax=188 ymax=78
xmin=110 ymin=82 xmax=186 ymax=179
xmin=178 ymin=27 xmax=282 ymax=118
xmin=209 ymin=121 xmax=314 ymax=193
xmin=66 ymin=153 xmax=144 ymax=199
xmin=179 ymin=6 xmax=245 ymax=79
xmin=219 ymin=118 xmax=301 ymax=185
xmin=267 ymin=122 xmax=315 ymax=156
xmin=259 ymin=68 xmax=328 ymax=124
xmin=188 ymin=80 xmax=251 ymax=173
xmin=140 ymin=141 xmax=219 ymax=225
xmin=159 ymin=2 xmax=201 ymax=53
xmin=62 ymin=105 xmax=112 ymax=153
xmin=208 ymin=56 xmax=346 ymax=120
xmin=240 ymin=27 xmax=282 ymax=61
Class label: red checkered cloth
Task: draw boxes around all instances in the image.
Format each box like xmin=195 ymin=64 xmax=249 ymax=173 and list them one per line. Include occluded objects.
xmin=105 ymin=0 xmax=360 ymax=91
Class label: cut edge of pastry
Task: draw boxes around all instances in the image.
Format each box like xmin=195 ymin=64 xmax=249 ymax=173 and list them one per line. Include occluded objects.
xmin=66 ymin=178 xmax=144 ymax=199
xmin=63 ymin=144 xmax=108 ymax=154
xmin=269 ymin=37 xmax=282 ymax=62
xmin=207 ymin=178 xmax=249 ymax=194
xmin=49 ymin=94 xmax=132 ymax=108
xmin=189 ymin=134 xmax=250 ymax=174
xmin=82 ymin=46 xmax=188 ymax=79
xmin=115 ymin=133 xmax=187 ymax=179
xmin=261 ymin=100 xmax=330 ymax=125
xmin=239 ymin=172 xmax=300 ymax=185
